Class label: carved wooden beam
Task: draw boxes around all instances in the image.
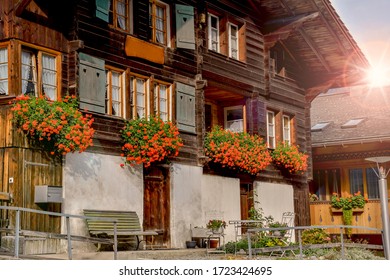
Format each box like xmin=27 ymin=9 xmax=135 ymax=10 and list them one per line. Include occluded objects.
xmin=15 ymin=0 xmax=33 ymax=16
xmin=263 ymin=12 xmax=319 ymax=48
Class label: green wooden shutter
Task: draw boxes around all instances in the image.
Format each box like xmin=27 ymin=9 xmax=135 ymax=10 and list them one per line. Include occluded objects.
xmin=79 ymin=53 xmax=106 ymax=114
xmin=96 ymin=0 xmax=110 ymax=22
xmin=176 ymin=82 xmax=196 ymax=133
xmin=175 ymin=4 xmax=195 ymax=50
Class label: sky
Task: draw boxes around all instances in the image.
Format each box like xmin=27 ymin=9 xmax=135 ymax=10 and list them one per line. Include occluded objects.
xmin=329 ymin=0 xmax=390 ymax=86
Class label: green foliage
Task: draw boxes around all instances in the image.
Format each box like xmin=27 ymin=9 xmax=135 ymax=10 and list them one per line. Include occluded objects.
xmin=331 ymin=192 xmax=366 ymax=210
xmin=301 ymin=228 xmax=330 ymax=245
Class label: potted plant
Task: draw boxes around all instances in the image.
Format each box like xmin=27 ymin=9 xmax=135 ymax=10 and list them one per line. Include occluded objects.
xmin=330 ymin=192 xmax=367 ymax=236
xmin=271 ymin=142 xmax=308 ymax=175
xmin=121 ymin=116 xmax=183 ymax=168
xmin=206 ymin=219 xmax=227 ymax=233
xmin=11 ymin=95 xmax=95 ymax=158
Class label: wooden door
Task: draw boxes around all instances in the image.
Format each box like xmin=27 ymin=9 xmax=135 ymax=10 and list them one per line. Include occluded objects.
xmin=143 ymin=166 xmax=170 ymax=248
xmin=240 ymin=183 xmax=253 ymax=234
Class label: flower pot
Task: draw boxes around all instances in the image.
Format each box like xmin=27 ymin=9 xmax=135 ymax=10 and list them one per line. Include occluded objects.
xmin=211 ymin=227 xmax=223 ymax=234
xmin=186 ymin=241 xmax=197 ymax=249
xmin=209 ymin=239 xmax=219 ymax=248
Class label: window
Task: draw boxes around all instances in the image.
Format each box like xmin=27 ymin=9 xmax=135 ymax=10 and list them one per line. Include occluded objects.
xmin=349 ymin=169 xmax=364 ymax=196
xmin=311 ymin=169 xmax=341 ymax=201
xmin=267 ymin=111 xmax=275 ymax=148
xmin=283 ymin=115 xmax=291 ymax=144
xmin=105 ymin=67 xmax=125 ymax=117
xmin=109 ymin=0 xmax=131 ymax=32
xmin=224 ymin=105 xmax=244 ymax=132
xmin=130 ymin=75 xmax=149 ymax=119
xmin=341 ymin=118 xmax=364 ymax=128
xmin=311 ymin=122 xmax=330 ymax=132
xmin=208 ymin=14 xmax=220 ymax=52
xmin=228 ymin=23 xmax=238 ymax=59
xmin=0 ymin=47 xmax=8 ymax=95
xmin=366 ymin=168 xmax=379 ymax=199
xmin=21 ymin=48 xmax=58 ymax=100
xmin=153 ymin=80 xmax=171 ymax=121
xmin=149 ymin=0 xmax=168 ymax=45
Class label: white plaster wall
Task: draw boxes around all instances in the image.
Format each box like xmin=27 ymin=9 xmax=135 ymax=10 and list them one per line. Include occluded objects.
xmin=62 ymin=152 xmax=143 ymax=251
xmin=170 ymin=165 xmax=241 ymax=248
xmin=200 ymin=174 xmax=241 ymax=244
xmin=254 ymin=181 xmax=294 ymax=221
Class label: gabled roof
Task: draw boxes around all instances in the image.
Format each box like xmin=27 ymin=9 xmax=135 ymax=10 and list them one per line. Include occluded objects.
xmin=311 ymin=86 xmax=390 ymax=147
xmin=256 ymin=0 xmax=369 ymax=98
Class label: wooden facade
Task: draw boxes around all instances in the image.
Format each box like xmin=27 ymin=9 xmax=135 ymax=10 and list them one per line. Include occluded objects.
xmin=0 ymin=0 xmax=368 ymax=239
xmin=310 ymin=86 xmax=390 ymax=239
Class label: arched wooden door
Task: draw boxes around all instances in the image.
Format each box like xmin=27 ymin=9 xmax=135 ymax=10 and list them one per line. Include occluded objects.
xmin=143 ymin=166 xmax=170 ymax=248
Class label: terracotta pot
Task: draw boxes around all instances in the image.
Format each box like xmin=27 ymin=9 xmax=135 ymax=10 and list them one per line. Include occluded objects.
xmin=209 ymin=239 xmax=219 ymax=248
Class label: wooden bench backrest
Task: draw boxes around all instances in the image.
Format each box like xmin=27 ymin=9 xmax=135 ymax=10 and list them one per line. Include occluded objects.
xmin=83 ymin=209 xmax=142 ymax=233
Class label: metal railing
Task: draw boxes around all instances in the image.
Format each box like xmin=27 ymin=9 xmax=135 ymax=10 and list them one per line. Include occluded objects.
xmin=246 ymin=225 xmax=383 ymax=259
xmin=0 ymin=206 xmax=119 ymax=260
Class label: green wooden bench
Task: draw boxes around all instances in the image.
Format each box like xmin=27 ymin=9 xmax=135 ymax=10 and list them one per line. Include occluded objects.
xmin=83 ymin=209 xmax=158 ymax=250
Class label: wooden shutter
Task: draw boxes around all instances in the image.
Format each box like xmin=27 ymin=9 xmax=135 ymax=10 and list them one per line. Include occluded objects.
xmin=79 ymin=53 xmax=106 ymax=114
xmin=95 ymin=0 xmax=110 ymax=22
xmin=175 ymin=4 xmax=195 ymax=50
xmin=176 ymin=82 xmax=195 ymax=133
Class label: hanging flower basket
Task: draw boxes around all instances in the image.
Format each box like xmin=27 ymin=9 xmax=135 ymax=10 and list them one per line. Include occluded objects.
xmin=271 ymin=142 xmax=308 ymax=175
xmin=11 ymin=95 xmax=95 ymax=158
xmin=121 ymin=116 xmax=183 ymax=168
xmin=204 ymin=126 xmax=272 ymax=175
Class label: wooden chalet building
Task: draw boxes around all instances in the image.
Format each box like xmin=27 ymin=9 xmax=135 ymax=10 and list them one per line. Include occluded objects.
xmin=310 ymin=85 xmax=390 ymax=243
xmin=0 ymin=0 xmax=368 ymax=252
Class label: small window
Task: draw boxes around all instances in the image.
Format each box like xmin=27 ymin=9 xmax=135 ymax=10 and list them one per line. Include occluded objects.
xmin=149 ymin=0 xmax=169 ymax=46
xmin=153 ymin=80 xmax=172 ymax=121
xmin=349 ymin=168 xmax=364 ymax=196
xmin=0 ymin=47 xmax=8 ymax=95
xmin=109 ymin=0 xmax=132 ymax=32
xmin=208 ymin=14 xmax=220 ymax=52
xmin=130 ymin=75 xmax=149 ymax=119
xmin=228 ymin=23 xmax=238 ymax=59
xmin=105 ymin=67 xmax=125 ymax=117
xmin=224 ymin=105 xmax=244 ymax=133
xmin=366 ymin=168 xmax=379 ymax=199
xmin=267 ymin=111 xmax=275 ymax=149
xmin=341 ymin=118 xmax=364 ymax=128
xmin=21 ymin=48 xmax=59 ymax=100
xmin=283 ymin=115 xmax=291 ymax=144
xmin=311 ymin=122 xmax=330 ymax=132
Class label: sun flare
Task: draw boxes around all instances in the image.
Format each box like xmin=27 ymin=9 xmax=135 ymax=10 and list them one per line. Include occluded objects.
xmin=366 ymin=64 xmax=390 ymax=88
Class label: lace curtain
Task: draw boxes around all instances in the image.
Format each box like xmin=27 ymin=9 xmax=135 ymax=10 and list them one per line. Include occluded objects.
xmin=42 ymin=54 xmax=56 ymax=100
xmin=0 ymin=48 xmax=8 ymax=95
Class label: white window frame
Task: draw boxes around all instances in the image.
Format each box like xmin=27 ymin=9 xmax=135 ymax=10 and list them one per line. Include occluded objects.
xmin=208 ymin=14 xmax=220 ymax=52
xmin=105 ymin=67 xmax=125 ymax=117
xmin=131 ymin=74 xmax=149 ymax=119
xmin=267 ymin=111 xmax=276 ymax=149
xmin=224 ymin=105 xmax=244 ymax=133
xmin=228 ymin=22 xmax=239 ymax=59
xmin=153 ymin=80 xmax=172 ymax=122
xmin=283 ymin=115 xmax=291 ymax=144
xmin=0 ymin=47 xmax=8 ymax=95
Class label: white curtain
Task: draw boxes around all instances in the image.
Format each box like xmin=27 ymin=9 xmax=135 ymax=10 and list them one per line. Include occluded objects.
xmin=0 ymin=48 xmax=8 ymax=95
xmin=42 ymin=54 xmax=56 ymax=100
xmin=111 ymin=71 xmax=120 ymax=116
xmin=21 ymin=50 xmax=33 ymax=95
xmin=159 ymin=85 xmax=167 ymax=121
xmin=116 ymin=0 xmax=126 ymax=30
xmin=155 ymin=6 xmax=164 ymax=43
xmin=136 ymin=78 xmax=145 ymax=118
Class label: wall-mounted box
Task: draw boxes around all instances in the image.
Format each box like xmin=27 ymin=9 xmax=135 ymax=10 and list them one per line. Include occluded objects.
xmin=34 ymin=185 xmax=63 ymax=203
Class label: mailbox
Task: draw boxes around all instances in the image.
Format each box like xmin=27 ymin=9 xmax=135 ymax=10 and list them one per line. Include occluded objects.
xmin=34 ymin=185 xmax=63 ymax=203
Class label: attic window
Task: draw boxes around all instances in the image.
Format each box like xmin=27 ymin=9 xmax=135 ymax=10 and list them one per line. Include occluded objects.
xmin=341 ymin=118 xmax=364 ymax=128
xmin=311 ymin=122 xmax=330 ymax=132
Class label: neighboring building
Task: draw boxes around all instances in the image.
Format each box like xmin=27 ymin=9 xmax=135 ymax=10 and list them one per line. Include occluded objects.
xmin=0 ymin=0 xmax=368 ymax=253
xmin=310 ymin=85 xmax=390 ymax=242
